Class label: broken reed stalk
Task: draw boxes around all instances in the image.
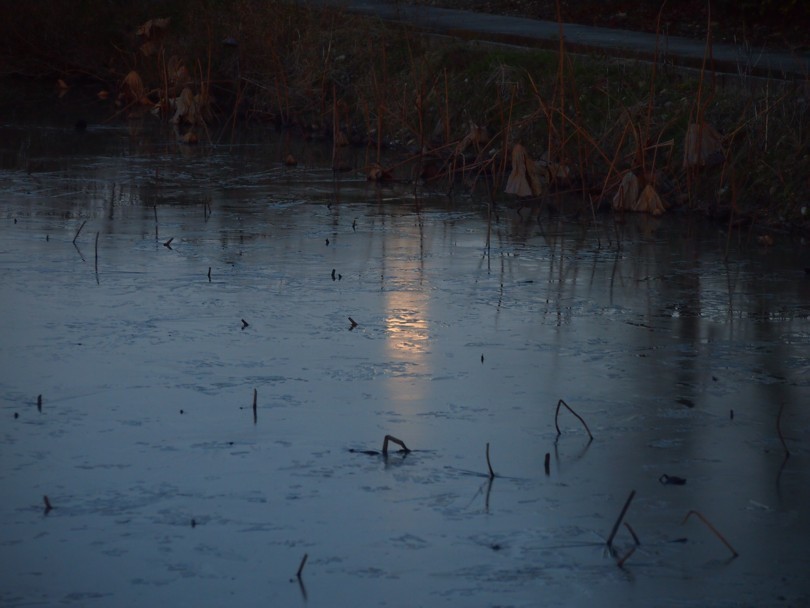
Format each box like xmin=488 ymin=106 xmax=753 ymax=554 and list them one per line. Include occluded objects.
xmin=777 ymin=403 xmax=790 ymax=457
xmin=296 ymin=553 xmax=308 ymax=579
xmin=252 ymin=388 xmax=257 ymax=424
xmin=554 ymin=0 xmax=566 ymax=166
xmin=381 ymin=434 xmax=410 ymax=456
xmin=73 ymin=220 xmax=86 ymax=244
xmin=639 ymin=0 xmax=667 ymax=175
xmin=555 ymin=399 xmax=594 ymax=440
xmin=331 ymin=83 xmax=339 ymax=169
xmin=94 ymin=232 xmax=99 ymax=273
xmin=37 ymin=394 xmax=42 ymax=413
xmin=43 ymin=495 xmax=53 ymax=513
xmin=624 ymin=522 xmax=641 ymax=546
xmin=682 ymin=510 xmax=739 ymax=558
xmin=606 ymin=490 xmax=636 ymax=548
xmin=486 ymin=442 xmax=495 ymax=479
xmin=196 ymin=58 xmax=216 ymax=136
xmin=616 ymin=545 xmax=636 ymax=568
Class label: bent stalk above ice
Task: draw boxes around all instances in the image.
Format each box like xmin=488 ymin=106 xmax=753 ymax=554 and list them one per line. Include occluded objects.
xmin=554 ymin=399 xmax=593 ymax=440
xmin=382 ymin=435 xmax=411 ymax=455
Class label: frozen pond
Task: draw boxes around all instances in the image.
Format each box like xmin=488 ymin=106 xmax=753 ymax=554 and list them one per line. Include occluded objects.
xmin=1 ymin=93 xmax=809 ymax=607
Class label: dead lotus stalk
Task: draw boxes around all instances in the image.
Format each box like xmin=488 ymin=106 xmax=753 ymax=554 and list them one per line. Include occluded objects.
xmin=296 ymin=553 xmax=308 ymax=579
xmin=624 ymin=522 xmax=641 ymax=546
xmin=486 ymin=442 xmax=496 ymax=479
xmin=381 ymin=435 xmax=410 ymax=455
xmin=606 ymin=490 xmax=636 ymax=548
xmin=616 ymin=545 xmax=636 ymax=568
xmin=777 ymin=403 xmax=790 ymax=457
xmin=554 ymin=399 xmax=593 ymax=440
xmin=73 ymin=220 xmax=86 ymax=244
xmin=682 ymin=510 xmax=739 ymax=558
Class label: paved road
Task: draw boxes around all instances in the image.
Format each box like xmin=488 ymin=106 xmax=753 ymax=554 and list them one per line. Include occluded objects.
xmin=304 ymin=0 xmax=808 ymax=79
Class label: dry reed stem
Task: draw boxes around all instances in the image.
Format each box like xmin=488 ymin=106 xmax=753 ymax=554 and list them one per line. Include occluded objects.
xmin=498 ymin=83 xmax=517 ymax=189
xmin=777 ymin=403 xmax=790 ymax=457
xmin=639 ymin=0 xmax=667 ymax=175
xmin=486 ymin=442 xmax=495 ymax=479
xmin=94 ymin=232 xmax=99 ymax=273
xmin=554 ymin=399 xmax=594 ymax=440
xmin=331 ymin=84 xmax=339 ymax=169
xmin=296 ymin=553 xmax=308 ymax=579
xmin=73 ymin=220 xmax=86 ymax=244
xmin=559 ymin=52 xmax=590 ymax=201
xmin=442 ymin=67 xmax=450 ymax=144
xmin=43 ymin=495 xmax=53 ymax=514
xmin=682 ymin=510 xmax=738 ymax=558
xmin=554 ymin=0 xmax=566 ymax=165
xmin=685 ymin=2 xmax=717 ymax=207
xmin=190 ymin=59 xmax=212 ymax=145
xmin=592 ymin=88 xmax=644 ymax=203
xmin=606 ymin=490 xmax=636 ymax=548
xmin=160 ymin=47 xmax=169 ymax=121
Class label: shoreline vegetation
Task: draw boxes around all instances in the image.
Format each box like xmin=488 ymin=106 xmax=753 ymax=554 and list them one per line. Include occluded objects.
xmin=2 ymin=1 xmax=807 ymax=236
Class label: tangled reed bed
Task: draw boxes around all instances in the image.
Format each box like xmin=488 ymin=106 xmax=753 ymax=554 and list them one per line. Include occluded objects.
xmin=2 ymin=0 xmax=807 ymax=233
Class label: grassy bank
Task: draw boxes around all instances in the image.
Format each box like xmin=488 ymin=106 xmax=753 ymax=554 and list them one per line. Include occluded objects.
xmin=2 ymin=0 xmax=807 ymax=233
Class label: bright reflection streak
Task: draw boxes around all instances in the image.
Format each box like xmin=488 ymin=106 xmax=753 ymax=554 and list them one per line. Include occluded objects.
xmin=384 ymin=289 xmax=430 ymax=406
xmin=385 ymin=306 xmax=429 ymax=354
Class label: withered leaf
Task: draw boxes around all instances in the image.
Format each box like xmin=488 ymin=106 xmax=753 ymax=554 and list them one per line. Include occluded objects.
xmin=505 ymin=143 xmax=542 ymax=197
xmin=683 ymin=122 xmax=724 ymax=168
xmin=612 ymin=171 xmax=640 ymax=211
xmin=121 ymin=70 xmax=145 ymax=104
xmin=636 ymin=183 xmax=666 ymax=216
xmin=366 ymin=163 xmax=392 ymax=181
xmin=136 ymin=17 xmax=170 ymax=39
xmin=171 ymin=87 xmax=196 ymax=125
